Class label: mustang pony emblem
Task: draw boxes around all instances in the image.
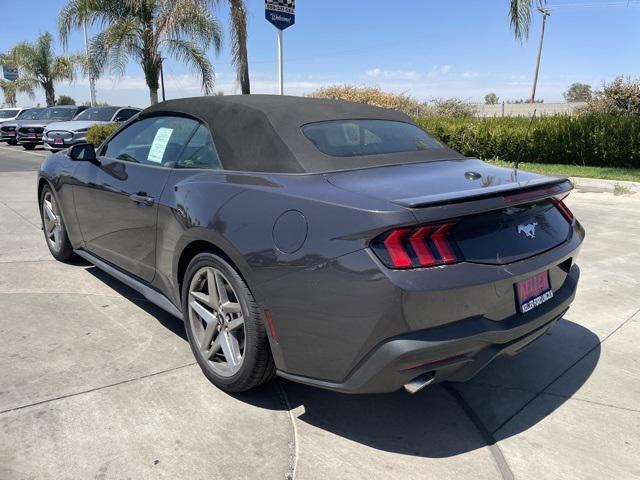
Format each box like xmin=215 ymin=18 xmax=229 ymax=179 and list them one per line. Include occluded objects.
xmin=518 ymin=222 xmax=538 ymax=239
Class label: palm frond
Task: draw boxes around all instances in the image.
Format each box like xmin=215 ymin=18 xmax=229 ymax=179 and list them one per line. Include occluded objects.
xmin=509 ymin=0 xmax=546 ymax=42
xmin=165 ymin=38 xmax=215 ymax=94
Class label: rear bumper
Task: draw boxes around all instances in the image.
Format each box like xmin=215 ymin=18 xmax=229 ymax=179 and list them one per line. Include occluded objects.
xmin=278 ymin=263 xmax=579 ymax=393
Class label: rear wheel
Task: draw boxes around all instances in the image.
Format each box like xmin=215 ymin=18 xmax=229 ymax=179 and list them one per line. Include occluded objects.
xmin=23 ymin=143 xmax=36 ymax=150
xmin=183 ymin=252 xmax=275 ymax=392
xmin=40 ymin=186 xmax=74 ymax=261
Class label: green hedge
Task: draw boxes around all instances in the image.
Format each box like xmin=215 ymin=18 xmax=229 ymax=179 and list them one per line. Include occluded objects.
xmin=86 ymin=123 xmax=119 ymax=147
xmin=415 ymin=114 xmax=640 ymax=169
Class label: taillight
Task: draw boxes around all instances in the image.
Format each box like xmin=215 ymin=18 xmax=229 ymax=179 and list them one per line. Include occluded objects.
xmin=372 ymin=223 xmax=463 ymax=269
xmin=553 ymin=198 xmax=574 ymax=223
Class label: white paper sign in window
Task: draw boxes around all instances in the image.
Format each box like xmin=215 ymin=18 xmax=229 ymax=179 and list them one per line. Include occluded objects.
xmin=147 ymin=127 xmax=173 ymax=164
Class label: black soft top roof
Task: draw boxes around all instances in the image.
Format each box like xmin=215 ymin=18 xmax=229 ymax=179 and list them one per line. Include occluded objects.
xmin=142 ymin=95 xmax=462 ymax=173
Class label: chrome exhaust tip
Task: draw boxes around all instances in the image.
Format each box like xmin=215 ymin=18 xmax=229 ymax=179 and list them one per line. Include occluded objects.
xmin=404 ymin=372 xmax=436 ymax=394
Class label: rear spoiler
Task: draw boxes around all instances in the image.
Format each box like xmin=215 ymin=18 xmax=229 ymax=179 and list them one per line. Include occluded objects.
xmin=393 ymin=177 xmax=573 ymax=209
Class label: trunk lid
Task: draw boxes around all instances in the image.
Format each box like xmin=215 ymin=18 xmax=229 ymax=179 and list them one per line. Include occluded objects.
xmin=327 ymin=159 xmax=574 ymax=265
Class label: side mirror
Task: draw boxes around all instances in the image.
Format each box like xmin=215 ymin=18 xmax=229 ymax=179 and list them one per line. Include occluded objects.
xmin=114 ymin=115 xmax=126 ymax=123
xmin=69 ymin=143 xmax=97 ymax=162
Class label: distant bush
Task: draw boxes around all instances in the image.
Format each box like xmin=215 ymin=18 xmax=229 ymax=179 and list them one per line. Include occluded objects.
xmin=431 ymin=98 xmax=477 ymax=118
xmin=578 ymin=76 xmax=640 ymax=116
xmin=308 ymin=85 xmax=422 ymax=115
xmin=86 ymin=123 xmax=119 ymax=147
xmin=416 ymin=114 xmax=640 ymax=169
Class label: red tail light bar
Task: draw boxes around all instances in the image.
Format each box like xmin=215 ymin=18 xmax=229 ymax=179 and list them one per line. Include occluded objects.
xmin=374 ymin=223 xmax=463 ymax=269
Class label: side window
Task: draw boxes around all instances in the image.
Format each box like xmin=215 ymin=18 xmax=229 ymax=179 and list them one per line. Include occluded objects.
xmin=101 ymin=116 xmax=199 ymax=167
xmin=115 ymin=109 xmax=139 ymax=122
xmin=175 ymin=124 xmax=222 ymax=170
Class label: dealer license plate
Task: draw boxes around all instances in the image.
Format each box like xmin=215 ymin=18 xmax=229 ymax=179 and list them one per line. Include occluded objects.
xmin=516 ymin=271 xmax=553 ymax=313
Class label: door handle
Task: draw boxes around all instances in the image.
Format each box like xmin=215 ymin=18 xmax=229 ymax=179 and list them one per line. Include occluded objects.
xmin=129 ymin=192 xmax=155 ymax=206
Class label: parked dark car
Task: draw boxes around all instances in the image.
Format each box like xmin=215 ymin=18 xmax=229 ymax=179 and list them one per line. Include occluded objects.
xmin=17 ymin=105 xmax=87 ymax=150
xmin=37 ymin=95 xmax=584 ymax=394
xmin=43 ymin=106 xmax=141 ymax=152
xmin=1 ymin=108 xmax=45 ymax=145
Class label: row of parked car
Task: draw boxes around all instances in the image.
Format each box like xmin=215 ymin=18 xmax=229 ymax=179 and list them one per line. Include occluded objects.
xmin=0 ymin=105 xmax=141 ymax=151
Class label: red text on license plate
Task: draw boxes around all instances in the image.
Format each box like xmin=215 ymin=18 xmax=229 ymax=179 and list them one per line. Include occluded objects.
xmin=27 ymin=133 xmax=36 ymax=139
xmin=54 ymin=139 xmax=63 ymax=145
xmin=516 ymin=271 xmax=553 ymax=313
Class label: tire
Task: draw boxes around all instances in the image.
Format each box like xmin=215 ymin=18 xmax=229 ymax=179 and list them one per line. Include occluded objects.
xmin=182 ymin=252 xmax=275 ymax=392
xmin=23 ymin=143 xmax=36 ymax=150
xmin=39 ymin=185 xmax=74 ymax=261
xmin=7 ymin=139 xmax=17 ymax=146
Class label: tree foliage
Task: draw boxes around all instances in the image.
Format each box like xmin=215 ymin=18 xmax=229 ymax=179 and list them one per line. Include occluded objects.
xmin=509 ymin=0 xmax=547 ymax=42
xmin=59 ymin=0 xmax=223 ymax=105
xmin=56 ymin=94 xmax=76 ymax=105
xmin=579 ymin=76 xmax=640 ymax=116
xmin=563 ymin=83 xmax=592 ymax=103
xmin=2 ymin=33 xmax=78 ymax=106
xmin=484 ymin=92 xmax=499 ymax=105
xmin=308 ymin=85 xmax=422 ymax=115
xmin=0 ymin=77 xmax=37 ymax=107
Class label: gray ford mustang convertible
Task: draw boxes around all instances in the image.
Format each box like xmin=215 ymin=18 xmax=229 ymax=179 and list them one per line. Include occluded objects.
xmin=37 ymin=95 xmax=584 ymax=394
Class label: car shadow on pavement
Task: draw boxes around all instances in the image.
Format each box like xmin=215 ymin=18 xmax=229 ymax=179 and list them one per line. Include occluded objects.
xmin=82 ymin=265 xmax=600 ymax=458
xmin=242 ymin=319 xmax=601 ymax=459
xmin=85 ymin=265 xmax=188 ymax=342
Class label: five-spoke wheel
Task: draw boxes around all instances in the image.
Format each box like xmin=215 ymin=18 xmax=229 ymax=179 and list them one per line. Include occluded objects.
xmin=40 ymin=185 xmax=74 ymax=261
xmin=188 ymin=266 xmax=246 ymax=376
xmin=183 ymin=252 xmax=275 ymax=392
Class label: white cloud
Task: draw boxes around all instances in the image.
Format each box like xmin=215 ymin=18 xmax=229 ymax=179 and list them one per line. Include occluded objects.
xmin=427 ymin=65 xmax=453 ymax=78
xmin=365 ymin=68 xmax=419 ymax=80
xmin=462 ymin=71 xmax=479 ymax=78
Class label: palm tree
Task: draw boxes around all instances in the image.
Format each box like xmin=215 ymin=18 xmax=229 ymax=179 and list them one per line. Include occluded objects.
xmin=223 ymin=0 xmax=250 ymax=94
xmin=59 ymin=0 xmax=223 ymax=105
xmin=4 ymin=33 xmax=77 ymax=107
xmin=509 ymin=0 xmax=547 ymax=41
xmin=0 ymin=78 xmax=37 ymax=107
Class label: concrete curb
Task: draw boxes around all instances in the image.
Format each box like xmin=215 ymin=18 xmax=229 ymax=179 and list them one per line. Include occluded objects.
xmin=569 ymin=176 xmax=640 ymax=196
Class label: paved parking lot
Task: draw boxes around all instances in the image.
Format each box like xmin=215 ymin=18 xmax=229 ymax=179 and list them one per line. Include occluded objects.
xmin=0 ymin=144 xmax=638 ymax=480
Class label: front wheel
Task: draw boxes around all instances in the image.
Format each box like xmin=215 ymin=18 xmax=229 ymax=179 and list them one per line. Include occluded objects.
xmin=40 ymin=185 xmax=74 ymax=261
xmin=7 ymin=139 xmax=17 ymax=146
xmin=183 ymin=252 xmax=275 ymax=392
xmin=23 ymin=143 xmax=36 ymax=150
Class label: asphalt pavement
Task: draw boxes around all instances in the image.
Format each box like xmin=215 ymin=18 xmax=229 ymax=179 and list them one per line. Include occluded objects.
xmin=0 ymin=144 xmax=638 ymax=480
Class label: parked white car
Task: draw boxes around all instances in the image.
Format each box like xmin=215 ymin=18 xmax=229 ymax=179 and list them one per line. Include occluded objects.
xmin=43 ymin=106 xmax=141 ymax=151
xmin=0 ymin=107 xmax=31 ymax=126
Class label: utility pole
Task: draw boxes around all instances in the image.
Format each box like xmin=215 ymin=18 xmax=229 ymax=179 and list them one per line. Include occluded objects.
xmin=83 ymin=20 xmax=97 ymax=106
xmin=530 ymin=7 xmax=550 ymax=103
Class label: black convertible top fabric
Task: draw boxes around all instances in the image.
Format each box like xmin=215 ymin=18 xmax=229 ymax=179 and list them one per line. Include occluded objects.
xmin=142 ymin=95 xmax=463 ymax=173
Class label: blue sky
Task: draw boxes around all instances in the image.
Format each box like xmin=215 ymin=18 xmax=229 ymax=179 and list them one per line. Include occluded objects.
xmin=3 ymin=0 xmax=640 ymax=107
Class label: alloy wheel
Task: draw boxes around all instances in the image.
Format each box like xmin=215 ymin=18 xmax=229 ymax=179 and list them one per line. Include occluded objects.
xmin=188 ymin=266 xmax=246 ymax=377
xmin=42 ymin=191 xmax=62 ymax=253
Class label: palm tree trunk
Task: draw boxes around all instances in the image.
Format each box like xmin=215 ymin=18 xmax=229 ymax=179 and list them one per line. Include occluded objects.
xmin=149 ymin=88 xmax=159 ymax=105
xmin=239 ymin=58 xmax=250 ymax=95
xmin=230 ymin=0 xmax=250 ymax=94
xmin=44 ymin=81 xmax=56 ymax=107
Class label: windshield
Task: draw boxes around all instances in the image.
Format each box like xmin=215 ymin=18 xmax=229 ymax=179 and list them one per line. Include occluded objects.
xmin=17 ymin=109 xmax=44 ymax=120
xmin=303 ymin=120 xmax=451 ymax=157
xmin=0 ymin=109 xmax=19 ymax=119
xmin=38 ymin=108 xmax=79 ymax=121
xmin=74 ymin=107 xmax=118 ymax=122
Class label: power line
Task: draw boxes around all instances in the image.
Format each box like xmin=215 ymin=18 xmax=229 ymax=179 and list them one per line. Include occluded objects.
xmin=548 ymin=1 xmax=640 ymax=9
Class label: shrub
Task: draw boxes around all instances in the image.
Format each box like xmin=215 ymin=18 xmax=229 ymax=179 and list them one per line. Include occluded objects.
xmin=308 ymin=85 xmax=423 ymax=115
xmin=86 ymin=123 xmax=119 ymax=147
xmin=432 ymin=98 xmax=477 ymax=118
xmin=578 ymin=76 xmax=640 ymax=116
xmin=415 ymin=114 xmax=640 ymax=169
